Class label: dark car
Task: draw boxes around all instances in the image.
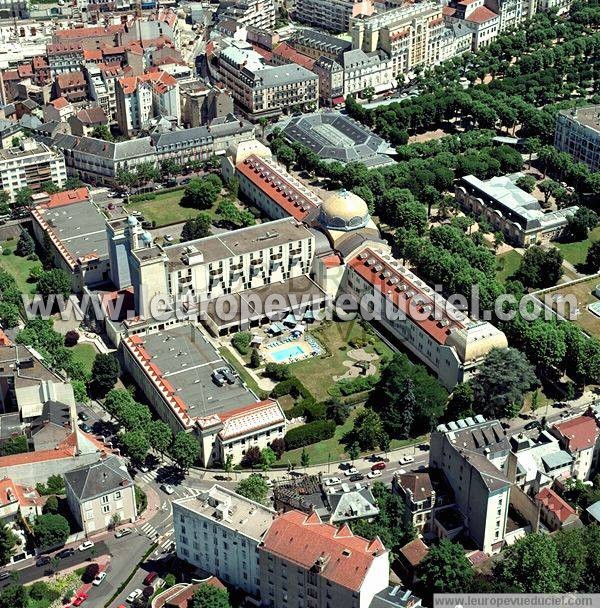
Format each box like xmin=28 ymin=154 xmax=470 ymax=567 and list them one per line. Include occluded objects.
xmin=56 ymin=548 xmax=75 ymax=559
xmin=0 ymin=570 xmax=11 ymax=579
xmin=143 ymin=572 xmax=158 ymax=586
xmin=371 ymin=461 xmax=386 ymax=471
xmin=79 ymin=423 xmax=92 ymax=433
xmin=524 ymin=420 xmax=541 ymax=431
xmin=36 ymin=555 xmax=51 ymax=567
xmin=349 ymin=473 xmax=364 ymax=482
xmin=164 ymin=179 xmax=177 ymax=188
xmin=78 ymin=412 xmax=89 ymax=421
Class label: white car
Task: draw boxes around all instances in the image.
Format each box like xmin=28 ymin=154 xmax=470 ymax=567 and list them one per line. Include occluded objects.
xmin=160 ymin=484 xmax=175 ymax=495
xmin=92 ymin=572 xmax=107 ymax=586
xmin=367 ymin=470 xmax=382 ymax=479
xmin=344 ymin=467 xmax=359 ymax=476
xmin=400 ymin=456 xmax=415 ymax=465
xmin=324 ymin=477 xmax=341 ymax=486
xmin=132 ymin=211 xmax=142 ymax=217
xmin=77 ymin=540 xmax=94 ymax=552
xmin=164 ymin=234 xmax=174 ymax=243
xmin=127 ymin=589 xmax=143 ymax=604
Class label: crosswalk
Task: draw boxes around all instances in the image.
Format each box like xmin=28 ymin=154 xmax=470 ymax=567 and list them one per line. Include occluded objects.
xmin=141 ymin=522 xmax=159 ymax=539
xmin=158 ymin=526 xmax=175 ymax=552
xmin=137 ymin=470 xmax=159 ymax=484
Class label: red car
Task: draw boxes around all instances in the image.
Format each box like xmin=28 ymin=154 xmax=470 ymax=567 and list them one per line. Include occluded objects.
xmin=371 ymin=461 xmax=386 ymax=471
xmin=72 ymin=593 xmax=88 ymax=607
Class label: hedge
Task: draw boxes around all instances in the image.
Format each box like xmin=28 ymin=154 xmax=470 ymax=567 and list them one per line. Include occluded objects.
xmin=284 ymin=419 xmax=336 ymax=450
xmin=129 ymin=193 xmax=157 ymax=203
xmin=330 ymin=374 xmax=379 ymax=398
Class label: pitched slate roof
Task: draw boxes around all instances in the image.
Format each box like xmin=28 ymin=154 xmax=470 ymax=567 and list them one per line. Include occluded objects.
xmin=29 ymin=400 xmax=71 ymax=436
xmin=64 ymin=455 xmax=133 ymax=501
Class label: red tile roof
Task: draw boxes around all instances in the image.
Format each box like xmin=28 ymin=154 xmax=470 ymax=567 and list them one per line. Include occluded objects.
xmin=50 ymin=97 xmax=70 ymax=110
xmin=261 ymin=510 xmax=387 ymax=592
xmin=47 ymin=187 xmax=90 ymax=209
xmin=347 ymin=248 xmax=465 ymax=344
xmin=119 ymin=70 xmax=177 ymax=95
xmin=236 ymin=154 xmax=321 ymax=222
xmin=553 ymin=416 xmax=600 ymax=452
xmin=399 ymin=538 xmax=429 ymax=567
xmin=0 ymin=433 xmax=77 ymax=468
xmin=56 ymin=71 xmax=86 ymax=89
xmin=0 ymin=329 xmax=12 ymax=346
xmin=83 ymin=49 xmax=103 ymax=61
xmin=442 ymin=6 xmax=456 ymax=15
xmin=56 ymin=25 xmax=124 ymax=39
xmin=535 ymin=487 xmax=576 ymax=523
xmin=466 ymin=5 xmax=498 ymax=23
xmin=273 ymin=43 xmax=315 ymax=71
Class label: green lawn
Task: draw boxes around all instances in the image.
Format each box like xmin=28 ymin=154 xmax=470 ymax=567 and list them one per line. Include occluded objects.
xmin=69 ymin=342 xmax=98 ymax=375
xmin=125 ymin=189 xmax=209 ymax=228
xmin=556 ymin=226 xmax=600 ymax=267
xmin=495 ymin=249 xmax=522 ymax=283
xmin=0 ymin=240 xmax=42 ymax=294
xmin=289 ymin=320 xmax=393 ymax=401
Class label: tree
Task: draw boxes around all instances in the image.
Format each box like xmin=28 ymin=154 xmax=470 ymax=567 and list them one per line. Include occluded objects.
xmin=516 ymin=246 xmax=563 ymax=288
xmin=554 ymin=528 xmax=588 ymax=592
xmin=144 ymin=420 xmax=172 ymax=459
xmin=0 ymin=584 xmax=28 ymax=608
xmin=64 ymin=177 xmax=84 ymax=190
xmin=64 ymin=330 xmax=79 ymax=347
xmin=447 ymin=382 xmax=474 ymax=420
xmin=347 ymin=442 xmax=360 ymax=462
xmin=33 ymin=514 xmax=70 ymax=550
xmin=300 ymin=447 xmax=310 ymax=467
xmin=493 ymin=231 xmax=504 ymax=251
xmin=270 ymin=437 xmax=285 ymax=458
xmin=37 ymin=269 xmax=71 ymax=299
xmin=227 ymin=176 xmax=239 ymax=198
xmin=90 ymin=354 xmax=120 ymax=397
xmin=160 ymin=159 xmax=181 ymax=177
xmin=116 ymin=169 xmax=136 ymax=191
xmin=181 ymin=214 xmax=211 ymax=242
xmin=14 ymin=187 xmax=33 ymax=209
xmin=418 ymin=539 xmax=474 ymax=596
xmin=363 ymin=86 xmax=375 ymax=101
xmin=182 ymin=175 xmax=222 ymax=210
xmin=190 ymin=584 xmax=231 ymax=608
xmin=277 ymin=145 xmax=296 ymax=171
xmin=121 ymin=430 xmax=150 ymax=465
xmin=586 ymin=241 xmax=600 ymax=271
xmin=135 ymin=162 xmax=160 ymax=185
xmin=568 ymin=207 xmax=599 ymax=241
xmin=43 ymin=495 xmax=59 ymax=514
xmin=15 ymin=230 xmax=35 ymax=257
xmin=260 ymin=447 xmax=276 ymax=471
xmin=470 ymin=348 xmax=538 ymax=419
xmin=348 ymin=408 xmax=384 ymax=451
xmin=232 ymin=332 xmax=252 ymax=355
xmin=36 ymin=474 xmax=65 ymax=496
xmin=236 ymin=474 xmax=268 ymax=505
xmin=538 ymin=179 xmax=562 ymax=206
xmin=170 ymin=432 xmax=199 ymax=471
xmin=516 ymin=175 xmax=536 ymax=193
xmin=0 ymin=523 xmax=16 ymax=566
xmin=242 ymin=445 xmax=261 ymax=467
xmin=223 ymin=454 xmax=234 ymax=475
xmin=494 ymin=533 xmax=565 ymax=592
xmin=91 ymin=125 xmax=114 ymax=142
xmin=250 ymin=348 xmax=261 ymax=369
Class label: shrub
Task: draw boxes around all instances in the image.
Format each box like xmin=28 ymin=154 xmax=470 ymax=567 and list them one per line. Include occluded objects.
xmin=29 ymin=581 xmax=59 ymax=602
xmin=334 ymin=374 xmax=379 ymax=397
xmin=64 ymin=330 xmax=80 ymax=347
xmin=164 ymin=573 xmax=176 ymax=588
xmin=135 ymin=485 xmax=147 ymax=514
xmin=82 ymin=563 xmax=100 ymax=584
xmin=129 ymin=193 xmax=157 ymax=203
xmin=270 ymin=437 xmax=285 ymax=458
xmin=303 ymin=401 xmax=326 ymax=422
xmin=43 ymin=495 xmax=59 ymax=514
xmin=264 ymin=363 xmax=292 ymax=381
xmin=232 ymin=332 xmax=252 ymax=355
xmin=284 ymin=420 xmax=336 ymax=450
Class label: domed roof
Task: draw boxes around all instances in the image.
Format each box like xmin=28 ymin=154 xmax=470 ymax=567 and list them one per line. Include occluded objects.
xmin=141 ymin=231 xmax=153 ymax=244
xmin=445 ymin=322 xmax=508 ymax=363
xmin=320 ymin=190 xmax=370 ymax=232
xmin=127 ymin=215 xmax=138 ymax=227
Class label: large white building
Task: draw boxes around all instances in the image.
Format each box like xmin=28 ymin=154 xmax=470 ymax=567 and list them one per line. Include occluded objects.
xmin=173 ymin=485 xmax=275 ymax=596
xmin=294 ymin=0 xmax=375 ymax=33
xmin=554 ymin=106 xmax=600 ymax=172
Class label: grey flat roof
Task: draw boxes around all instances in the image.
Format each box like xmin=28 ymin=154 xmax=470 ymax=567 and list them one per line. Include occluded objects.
xmin=139 ymin=324 xmax=256 ymax=418
xmin=39 ymin=198 xmax=109 ymax=261
xmin=541 ymin=450 xmax=573 ymax=470
xmin=0 ymin=412 xmax=22 ymax=441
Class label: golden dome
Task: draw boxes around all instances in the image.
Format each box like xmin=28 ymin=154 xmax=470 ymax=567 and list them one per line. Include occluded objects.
xmin=446 ymin=322 xmax=508 ymax=363
xmin=320 ymin=190 xmax=370 ymax=231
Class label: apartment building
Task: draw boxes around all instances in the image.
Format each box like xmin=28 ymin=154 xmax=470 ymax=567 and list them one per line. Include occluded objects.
xmin=46 ymin=42 xmax=85 ymax=76
xmin=54 ymin=70 xmax=88 ymax=103
xmin=550 ymin=415 xmax=600 ymax=481
xmin=179 ymin=81 xmax=234 ymax=127
xmin=350 ymin=1 xmax=471 ymax=77
xmin=85 ymin=64 xmax=115 ymax=119
xmin=294 ymin=0 xmax=375 ymax=33
xmin=217 ymin=0 xmax=276 ymax=30
xmin=115 ymin=70 xmax=180 ymax=136
xmin=121 ymin=322 xmax=286 ymax=466
xmin=343 ymin=246 xmax=507 ymax=389
xmin=173 ymin=485 xmax=276 ymax=596
xmin=217 ymin=40 xmax=318 ymax=120
xmin=64 ymin=455 xmax=137 ymax=536
xmin=430 ymin=417 xmax=512 ymax=554
xmin=554 ymin=106 xmax=600 ymax=172
xmin=0 ymin=138 xmax=66 ymax=202
xmin=443 ymin=0 xmax=500 ymax=50
xmin=30 ymin=188 xmax=111 ymax=290
xmin=43 ymin=97 xmax=75 ymax=124
xmin=290 ymin=30 xmax=352 ymax=62
xmin=455 ymin=174 xmax=579 ymax=247
xmin=259 ymin=509 xmax=390 ymax=608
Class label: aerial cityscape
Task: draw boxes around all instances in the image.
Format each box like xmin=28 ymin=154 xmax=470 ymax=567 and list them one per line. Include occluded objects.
xmin=0 ymin=0 xmax=598 ymax=606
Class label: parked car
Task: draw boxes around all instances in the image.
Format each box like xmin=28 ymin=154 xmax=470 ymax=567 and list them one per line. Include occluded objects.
xmin=349 ymin=473 xmax=364 ymax=482
xmin=92 ymin=572 xmax=107 ymax=586
xmin=0 ymin=570 xmax=10 ymax=580
xmin=160 ymin=484 xmax=174 ymax=495
xmin=143 ymin=571 xmax=158 ymax=586
xmin=72 ymin=593 xmax=88 ymax=606
xmin=399 ymin=456 xmax=414 ymax=465
xmin=56 ymin=548 xmax=75 ymax=559
xmin=115 ymin=528 xmax=133 ymax=538
xmin=344 ymin=467 xmax=358 ymax=476
xmin=77 ymin=540 xmax=94 ymax=552
xmin=339 ymin=461 xmax=352 ymax=470
xmin=79 ymin=423 xmax=92 ymax=433
xmin=163 ymin=234 xmax=174 ymax=243
xmin=371 ymin=462 xmax=386 ymax=471
xmin=560 ymin=411 xmax=571 ymax=419
xmin=367 ymin=470 xmax=382 ymax=479
xmin=126 ymin=589 xmax=143 ymax=604
xmin=132 ymin=211 xmax=142 ymax=217
xmin=78 ymin=412 xmax=89 ymax=421
xmin=323 ymin=477 xmax=341 ymax=486
xmin=524 ymin=420 xmax=541 ymax=431
xmin=108 ymin=203 xmax=115 ymax=210
xmin=36 ymin=555 xmax=51 ymax=567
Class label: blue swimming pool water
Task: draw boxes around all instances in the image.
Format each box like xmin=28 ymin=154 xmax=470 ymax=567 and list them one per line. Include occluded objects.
xmin=271 ymin=345 xmax=304 ymax=362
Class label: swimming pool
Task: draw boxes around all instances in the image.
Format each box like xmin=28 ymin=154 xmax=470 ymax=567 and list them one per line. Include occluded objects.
xmin=271 ymin=344 xmax=304 ymax=363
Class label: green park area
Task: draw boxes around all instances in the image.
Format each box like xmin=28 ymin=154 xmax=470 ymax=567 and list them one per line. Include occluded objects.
xmin=69 ymin=342 xmax=98 ymax=376
xmin=556 ymin=226 xmax=600 ymax=268
xmin=125 ymin=189 xmax=205 ymax=228
xmin=495 ymin=249 xmax=522 ymax=283
xmin=0 ymin=239 xmax=41 ymax=294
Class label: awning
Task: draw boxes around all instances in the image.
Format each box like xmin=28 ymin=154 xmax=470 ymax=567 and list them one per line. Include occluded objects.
xmin=303 ymin=309 xmax=314 ymax=321
xmin=268 ymin=322 xmax=285 ymax=334
xmin=292 ymin=324 xmax=305 ymax=334
xmin=332 ymin=96 xmax=345 ymax=104
xmin=250 ymin=335 xmax=264 ymax=345
xmin=282 ymin=314 xmax=297 ymax=326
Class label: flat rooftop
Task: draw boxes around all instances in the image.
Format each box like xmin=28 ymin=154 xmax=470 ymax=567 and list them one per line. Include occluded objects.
xmin=36 ymin=198 xmax=109 ymax=262
xmin=0 ymin=413 xmax=22 ymax=441
xmin=136 ymin=325 xmax=256 ymax=418
xmin=561 ymin=105 xmax=600 ymax=132
xmin=165 ymin=217 xmax=313 ymax=270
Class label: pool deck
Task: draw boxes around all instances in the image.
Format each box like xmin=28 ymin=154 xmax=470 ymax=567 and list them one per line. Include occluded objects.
xmin=263 ymin=336 xmax=323 ymax=364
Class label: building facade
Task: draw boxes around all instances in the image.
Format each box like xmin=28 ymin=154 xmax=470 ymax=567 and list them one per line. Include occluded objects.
xmin=294 ymin=0 xmax=375 ymax=33
xmin=554 ymin=106 xmax=600 ymax=172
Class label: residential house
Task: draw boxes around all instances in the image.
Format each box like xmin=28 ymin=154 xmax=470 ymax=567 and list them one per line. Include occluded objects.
xmin=534 ymin=487 xmax=581 ymax=531
xmin=397 ymin=538 xmax=429 ymax=585
xmin=28 ymin=400 xmax=72 ymax=452
xmin=43 ymin=97 xmax=75 ymax=123
xmin=0 ymin=477 xmax=42 ymax=522
xmin=68 ymin=107 xmax=109 ymax=137
xmin=550 ymin=415 xmax=600 ymax=481
xmin=54 ymin=71 xmax=88 ymax=103
xmin=64 ymin=455 xmax=137 ymax=535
